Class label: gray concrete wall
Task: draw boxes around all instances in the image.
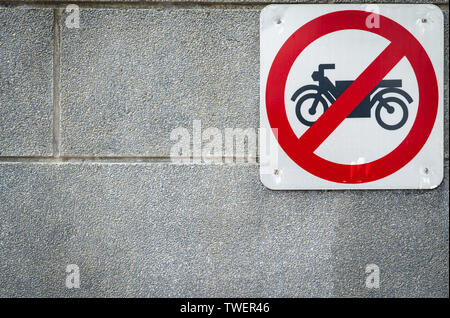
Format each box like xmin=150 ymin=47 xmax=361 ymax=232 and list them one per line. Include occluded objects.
xmin=0 ymin=1 xmax=448 ymax=297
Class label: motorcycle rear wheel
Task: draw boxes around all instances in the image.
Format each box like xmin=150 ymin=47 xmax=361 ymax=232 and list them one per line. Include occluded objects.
xmin=375 ymin=96 xmax=409 ymax=130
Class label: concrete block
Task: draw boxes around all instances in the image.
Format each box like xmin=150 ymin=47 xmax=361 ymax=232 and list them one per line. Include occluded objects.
xmin=60 ymin=9 xmax=259 ymax=157
xmin=0 ymin=8 xmax=53 ymax=156
xmin=0 ymin=162 xmax=447 ymax=297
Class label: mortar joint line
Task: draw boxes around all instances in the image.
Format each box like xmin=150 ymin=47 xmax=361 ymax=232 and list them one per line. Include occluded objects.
xmin=52 ymin=8 xmax=62 ymax=159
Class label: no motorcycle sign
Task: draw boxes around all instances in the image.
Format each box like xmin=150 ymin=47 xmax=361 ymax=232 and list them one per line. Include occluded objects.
xmin=260 ymin=5 xmax=444 ymax=190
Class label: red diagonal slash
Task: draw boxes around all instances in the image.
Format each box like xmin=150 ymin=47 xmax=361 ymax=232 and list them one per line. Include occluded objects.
xmin=297 ymin=42 xmax=406 ymax=154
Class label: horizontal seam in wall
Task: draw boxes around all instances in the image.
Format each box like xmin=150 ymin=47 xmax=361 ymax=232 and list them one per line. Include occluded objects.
xmin=0 ymin=156 xmax=448 ymax=164
xmin=0 ymin=156 xmax=262 ymax=164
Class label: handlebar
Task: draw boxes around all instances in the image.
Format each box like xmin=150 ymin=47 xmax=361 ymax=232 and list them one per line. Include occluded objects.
xmin=318 ymin=64 xmax=335 ymax=73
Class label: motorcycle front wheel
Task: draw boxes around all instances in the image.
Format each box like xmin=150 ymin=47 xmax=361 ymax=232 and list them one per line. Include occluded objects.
xmin=295 ymin=93 xmax=329 ymax=127
xmin=375 ymin=96 xmax=409 ymax=130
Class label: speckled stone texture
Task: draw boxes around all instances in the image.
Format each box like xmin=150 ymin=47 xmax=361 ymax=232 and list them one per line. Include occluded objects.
xmin=0 ymin=163 xmax=334 ymax=297
xmin=60 ymin=9 xmax=260 ymax=156
xmin=0 ymin=163 xmax=447 ymax=297
xmin=0 ymin=3 xmax=448 ymax=298
xmin=0 ymin=8 xmax=53 ymax=156
xmin=0 ymin=0 xmax=447 ymax=3
xmin=443 ymin=10 xmax=449 ymax=159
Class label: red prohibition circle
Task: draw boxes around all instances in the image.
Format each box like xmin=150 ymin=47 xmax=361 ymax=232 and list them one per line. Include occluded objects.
xmin=266 ymin=10 xmax=439 ymax=183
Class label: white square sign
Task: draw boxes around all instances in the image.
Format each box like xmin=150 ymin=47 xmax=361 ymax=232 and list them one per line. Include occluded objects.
xmin=260 ymin=4 xmax=444 ymax=190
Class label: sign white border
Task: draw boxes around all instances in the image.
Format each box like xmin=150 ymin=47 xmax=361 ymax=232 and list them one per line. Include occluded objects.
xmin=260 ymin=4 xmax=444 ymax=190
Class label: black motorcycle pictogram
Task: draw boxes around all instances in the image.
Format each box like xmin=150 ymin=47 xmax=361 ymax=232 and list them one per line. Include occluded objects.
xmin=291 ymin=64 xmax=413 ymax=130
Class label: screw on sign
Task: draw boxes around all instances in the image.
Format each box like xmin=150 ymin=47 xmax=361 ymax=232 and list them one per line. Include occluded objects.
xmin=260 ymin=6 xmax=444 ymax=189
